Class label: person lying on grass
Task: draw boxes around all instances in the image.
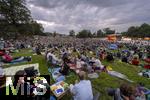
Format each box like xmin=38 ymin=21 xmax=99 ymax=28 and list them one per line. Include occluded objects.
xmin=0 ymin=50 xmax=31 ymax=63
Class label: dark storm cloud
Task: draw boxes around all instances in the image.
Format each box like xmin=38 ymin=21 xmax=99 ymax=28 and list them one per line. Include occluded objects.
xmin=26 ymin=0 xmax=150 ymax=34
xmin=27 ymin=0 xmax=130 ymax=9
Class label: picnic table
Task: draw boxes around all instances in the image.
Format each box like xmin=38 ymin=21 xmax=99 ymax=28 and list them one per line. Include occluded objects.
xmin=50 ymin=81 xmax=69 ymax=100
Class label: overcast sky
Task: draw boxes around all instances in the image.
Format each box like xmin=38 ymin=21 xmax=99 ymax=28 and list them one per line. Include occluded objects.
xmin=26 ymin=0 xmax=150 ymax=34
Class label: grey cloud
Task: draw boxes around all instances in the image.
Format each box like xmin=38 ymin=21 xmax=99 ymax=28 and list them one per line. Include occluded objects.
xmin=26 ymin=0 xmax=150 ymax=34
xmin=28 ymin=0 xmax=130 ymax=9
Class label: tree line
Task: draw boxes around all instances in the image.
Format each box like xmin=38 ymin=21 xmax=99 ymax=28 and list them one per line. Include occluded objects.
xmin=0 ymin=0 xmax=44 ymax=38
xmin=69 ymin=28 xmax=115 ymax=38
xmin=69 ymin=23 xmax=150 ymax=38
xmin=121 ymin=23 xmax=150 ymax=38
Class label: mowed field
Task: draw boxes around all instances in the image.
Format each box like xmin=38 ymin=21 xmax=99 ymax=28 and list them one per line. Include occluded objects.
xmin=5 ymin=49 xmax=150 ymax=100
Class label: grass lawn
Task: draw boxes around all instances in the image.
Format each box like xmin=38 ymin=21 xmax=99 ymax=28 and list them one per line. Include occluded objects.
xmin=5 ymin=49 xmax=150 ymax=100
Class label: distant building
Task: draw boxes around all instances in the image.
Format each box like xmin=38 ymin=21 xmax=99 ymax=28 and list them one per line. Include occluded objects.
xmin=107 ymin=34 xmax=122 ymax=42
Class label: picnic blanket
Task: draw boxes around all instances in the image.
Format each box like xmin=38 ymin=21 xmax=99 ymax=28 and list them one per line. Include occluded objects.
xmin=122 ymin=50 xmax=129 ymax=53
xmin=108 ymin=71 xmax=133 ymax=82
xmin=4 ymin=63 xmax=40 ymax=75
xmin=48 ymin=67 xmax=65 ymax=82
xmin=4 ymin=60 xmax=28 ymax=65
xmin=108 ymin=44 xmax=118 ymax=50
xmin=138 ymin=70 xmax=150 ymax=78
xmin=88 ymin=73 xmax=99 ymax=79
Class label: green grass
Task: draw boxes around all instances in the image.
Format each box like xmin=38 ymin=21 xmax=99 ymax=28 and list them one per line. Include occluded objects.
xmin=5 ymin=49 xmax=49 ymax=75
xmin=5 ymin=49 xmax=150 ymax=100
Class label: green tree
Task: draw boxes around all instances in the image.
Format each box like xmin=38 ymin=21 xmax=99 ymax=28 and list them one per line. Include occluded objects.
xmin=69 ymin=30 xmax=75 ymax=37
xmin=122 ymin=23 xmax=150 ymax=38
xmin=53 ymin=31 xmax=57 ymax=37
xmin=96 ymin=29 xmax=104 ymax=37
xmin=87 ymin=30 xmax=92 ymax=37
xmin=30 ymin=21 xmax=44 ymax=35
xmin=0 ymin=0 xmax=32 ymax=24
xmin=76 ymin=29 xmax=92 ymax=38
xmin=103 ymin=28 xmax=115 ymax=35
xmin=16 ymin=21 xmax=44 ymax=35
xmin=93 ymin=32 xmax=97 ymax=38
xmin=139 ymin=23 xmax=150 ymax=37
xmin=0 ymin=0 xmax=44 ymax=37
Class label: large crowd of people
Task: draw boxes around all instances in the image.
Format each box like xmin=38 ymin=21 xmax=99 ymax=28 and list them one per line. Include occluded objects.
xmin=0 ymin=36 xmax=150 ymax=100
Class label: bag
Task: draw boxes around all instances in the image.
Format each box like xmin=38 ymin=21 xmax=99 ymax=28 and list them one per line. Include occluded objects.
xmin=107 ymin=66 xmax=113 ymax=71
xmin=24 ymin=67 xmax=38 ymax=76
xmin=50 ymin=96 xmax=56 ymax=100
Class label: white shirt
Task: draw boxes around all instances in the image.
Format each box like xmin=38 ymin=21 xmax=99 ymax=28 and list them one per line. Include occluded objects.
xmin=76 ymin=60 xmax=85 ymax=68
xmin=94 ymin=59 xmax=104 ymax=69
xmin=70 ymin=80 xmax=93 ymax=100
xmin=47 ymin=52 xmax=60 ymax=64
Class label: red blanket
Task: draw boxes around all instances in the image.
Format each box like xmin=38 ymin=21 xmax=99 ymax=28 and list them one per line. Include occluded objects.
xmin=144 ymin=65 xmax=150 ymax=69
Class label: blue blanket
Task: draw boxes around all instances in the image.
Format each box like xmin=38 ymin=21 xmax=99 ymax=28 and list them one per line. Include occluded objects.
xmin=4 ymin=60 xmax=28 ymax=65
xmin=48 ymin=67 xmax=65 ymax=82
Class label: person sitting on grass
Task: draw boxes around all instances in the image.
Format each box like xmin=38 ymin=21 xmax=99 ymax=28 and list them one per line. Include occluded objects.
xmin=76 ymin=57 xmax=85 ymax=69
xmin=144 ymin=55 xmax=150 ymax=69
xmin=108 ymin=83 xmax=136 ymax=100
xmin=131 ymin=57 xmax=140 ymax=66
xmin=35 ymin=44 xmax=41 ymax=55
xmin=70 ymin=71 xmax=93 ymax=100
xmin=144 ymin=55 xmax=150 ymax=64
xmin=121 ymin=55 xmax=128 ymax=63
xmin=100 ymin=51 xmax=106 ymax=60
xmin=46 ymin=50 xmax=61 ymax=66
xmin=106 ymin=52 xmax=114 ymax=62
xmin=92 ymin=57 xmax=104 ymax=72
xmin=12 ymin=70 xmax=28 ymax=95
xmin=116 ymin=51 xmax=121 ymax=59
xmin=4 ymin=70 xmax=32 ymax=99
xmin=59 ymin=57 xmax=70 ymax=76
xmin=135 ymin=83 xmax=147 ymax=100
